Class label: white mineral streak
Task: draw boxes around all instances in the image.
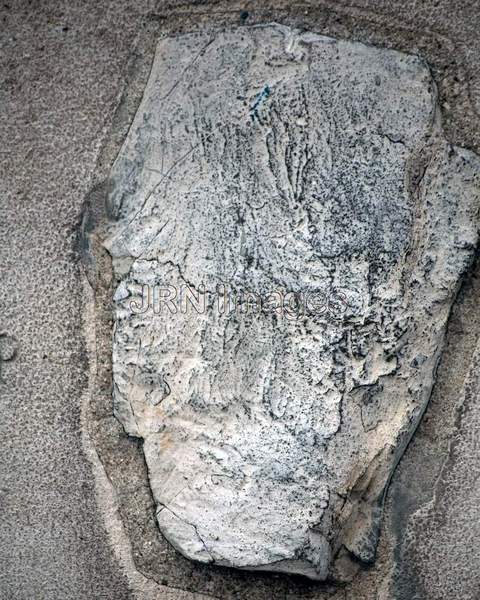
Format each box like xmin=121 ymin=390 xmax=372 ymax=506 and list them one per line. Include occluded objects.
xmin=104 ymin=24 xmax=480 ymax=579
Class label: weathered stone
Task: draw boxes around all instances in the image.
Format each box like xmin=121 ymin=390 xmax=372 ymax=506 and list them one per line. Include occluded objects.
xmin=103 ymin=24 xmax=480 ymax=580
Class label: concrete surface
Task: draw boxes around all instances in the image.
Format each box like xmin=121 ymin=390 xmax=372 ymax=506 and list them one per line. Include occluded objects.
xmin=1 ymin=1 xmax=480 ymax=599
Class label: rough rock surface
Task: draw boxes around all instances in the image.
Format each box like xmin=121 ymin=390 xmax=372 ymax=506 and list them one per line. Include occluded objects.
xmin=104 ymin=24 xmax=480 ymax=580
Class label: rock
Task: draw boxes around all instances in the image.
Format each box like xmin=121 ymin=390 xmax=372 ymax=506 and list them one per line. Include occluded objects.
xmin=103 ymin=24 xmax=480 ymax=580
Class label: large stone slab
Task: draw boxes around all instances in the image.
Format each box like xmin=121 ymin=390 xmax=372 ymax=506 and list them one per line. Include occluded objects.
xmin=103 ymin=24 xmax=480 ymax=580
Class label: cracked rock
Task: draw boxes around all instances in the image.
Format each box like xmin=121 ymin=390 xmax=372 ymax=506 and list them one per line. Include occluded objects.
xmin=103 ymin=24 xmax=480 ymax=580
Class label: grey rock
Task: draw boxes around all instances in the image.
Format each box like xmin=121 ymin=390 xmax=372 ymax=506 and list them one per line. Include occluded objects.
xmin=103 ymin=24 xmax=480 ymax=580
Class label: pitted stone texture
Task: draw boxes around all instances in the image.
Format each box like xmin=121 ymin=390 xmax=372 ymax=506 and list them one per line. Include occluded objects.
xmin=104 ymin=24 xmax=480 ymax=580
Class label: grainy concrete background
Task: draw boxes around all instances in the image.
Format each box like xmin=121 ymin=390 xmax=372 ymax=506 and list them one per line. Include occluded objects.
xmin=1 ymin=1 xmax=480 ymax=599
